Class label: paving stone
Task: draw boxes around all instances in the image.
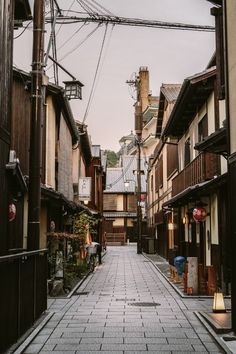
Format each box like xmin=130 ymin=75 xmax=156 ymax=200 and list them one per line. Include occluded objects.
xmin=147 ymin=343 xmax=194 ymax=351
xmin=41 ymin=344 xmax=56 ymax=351
xmin=24 ymin=343 xmax=44 ymax=353
xmin=101 ymin=343 xmax=147 ymax=351
xmin=124 ymin=337 xmax=167 ymax=344
xmin=20 ymin=246 xmax=225 ymax=354
xmin=80 ymin=337 xmax=124 ymax=344
xmin=55 ymin=343 xmax=101 ymax=350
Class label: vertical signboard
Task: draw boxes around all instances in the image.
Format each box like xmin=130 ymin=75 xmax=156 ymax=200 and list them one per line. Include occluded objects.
xmin=79 ymin=177 xmax=91 ymax=201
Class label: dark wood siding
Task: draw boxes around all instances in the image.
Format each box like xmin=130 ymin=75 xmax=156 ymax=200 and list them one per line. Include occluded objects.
xmin=155 ymin=155 xmax=163 ymax=191
xmin=167 ymin=144 xmax=178 ymax=178
xmin=0 ymin=0 xmax=14 ymax=255
xmin=103 ymin=194 xmax=117 ymax=210
xmin=11 ymin=77 xmax=31 ymax=175
xmin=127 ymin=194 xmax=136 ymax=211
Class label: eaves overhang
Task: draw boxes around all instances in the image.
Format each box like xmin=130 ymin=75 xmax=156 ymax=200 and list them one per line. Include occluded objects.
xmin=47 ymin=85 xmax=79 ymax=145
xmin=6 ymin=162 xmax=27 ymax=193
xmin=41 ymin=184 xmax=98 ymax=215
xmin=162 ymin=67 xmax=216 ymax=138
xmin=194 ymin=127 xmax=227 ymax=157
xmin=15 ymin=0 xmax=32 ymax=21
xmin=162 ymin=173 xmax=227 ymax=208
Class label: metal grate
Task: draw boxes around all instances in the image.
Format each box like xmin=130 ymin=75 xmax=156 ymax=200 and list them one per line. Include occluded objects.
xmin=128 ymin=302 xmax=161 ymax=307
xmin=116 ymin=298 xmax=136 ymax=302
xmin=75 ymin=291 xmax=90 ymax=295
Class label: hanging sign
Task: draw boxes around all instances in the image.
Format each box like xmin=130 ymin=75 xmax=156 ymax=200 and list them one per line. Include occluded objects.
xmin=192 ymin=207 xmax=207 ymax=222
xmin=79 ymin=177 xmax=91 ymax=201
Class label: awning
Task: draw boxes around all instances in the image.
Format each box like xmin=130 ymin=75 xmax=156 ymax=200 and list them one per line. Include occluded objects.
xmin=6 ymin=162 xmax=27 ymax=193
xmin=162 ymin=174 xmax=227 ymax=208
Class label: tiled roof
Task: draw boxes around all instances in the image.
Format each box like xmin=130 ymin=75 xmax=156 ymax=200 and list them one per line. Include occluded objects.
xmin=104 ymin=155 xmax=147 ymax=193
xmin=160 ymin=84 xmax=182 ymax=103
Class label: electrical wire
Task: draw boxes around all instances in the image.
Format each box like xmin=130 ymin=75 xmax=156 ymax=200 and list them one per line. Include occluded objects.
xmin=89 ymin=0 xmax=114 ymax=16
xmin=56 ymin=0 xmax=76 ymax=36
xmin=56 ymin=23 xmax=101 ymax=62
xmin=107 ymin=155 xmax=136 ymax=188
xmin=57 ymin=23 xmax=86 ymax=52
xmin=45 ymin=14 xmax=215 ymax=32
xmin=82 ymin=23 xmax=108 ymax=124
xmin=13 ymin=21 xmax=32 ymax=39
xmin=76 ymin=0 xmax=97 ymax=17
xmin=84 ymin=23 xmax=114 ymax=116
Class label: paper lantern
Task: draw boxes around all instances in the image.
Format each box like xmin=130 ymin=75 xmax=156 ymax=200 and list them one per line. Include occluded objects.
xmin=192 ymin=207 xmax=207 ymax=222
xmin=9 ymin=203 xmax=16 ymax=222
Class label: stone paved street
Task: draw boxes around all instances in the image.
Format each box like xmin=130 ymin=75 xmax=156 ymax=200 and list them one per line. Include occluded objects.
xmin=21 ymin=245 xmax=225 ymax=353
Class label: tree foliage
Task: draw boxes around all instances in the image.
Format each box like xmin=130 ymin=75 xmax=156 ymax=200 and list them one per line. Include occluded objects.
xmin=73 ymin=211 xmax=99 ymax=241
xmin=105 ymin=150 xmax=118 ymax=167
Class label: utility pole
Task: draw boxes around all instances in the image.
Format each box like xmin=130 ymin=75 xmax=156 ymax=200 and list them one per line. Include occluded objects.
xmin=28 ymin=0 xmax=45 ymax=250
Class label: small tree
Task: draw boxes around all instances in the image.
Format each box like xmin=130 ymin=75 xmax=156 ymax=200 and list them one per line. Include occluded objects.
xmin=73 ymin=211 xmax=99 ymax=243
xmin=105 ymin=150 xmax=118 ymax=167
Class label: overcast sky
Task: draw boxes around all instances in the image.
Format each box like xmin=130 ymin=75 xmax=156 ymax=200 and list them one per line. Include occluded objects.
xmin=14 ymin=0 xmax=215 ymax=152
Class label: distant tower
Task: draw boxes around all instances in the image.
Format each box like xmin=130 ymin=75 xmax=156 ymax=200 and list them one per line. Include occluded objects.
xmin=138 ymin=66 xmax=149 ymax=113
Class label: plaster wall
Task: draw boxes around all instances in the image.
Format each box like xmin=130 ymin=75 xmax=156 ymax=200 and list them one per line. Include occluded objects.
xmin=45 ymin=97 xmax=56 ymax=188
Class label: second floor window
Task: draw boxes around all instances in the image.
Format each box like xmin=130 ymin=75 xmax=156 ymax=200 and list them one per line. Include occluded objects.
xmin=198 ymin=114 xmax=208 ymax=142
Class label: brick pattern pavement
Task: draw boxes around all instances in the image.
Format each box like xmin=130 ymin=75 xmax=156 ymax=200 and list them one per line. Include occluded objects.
xmin=22 ymin=245 xmax=224 ymax=353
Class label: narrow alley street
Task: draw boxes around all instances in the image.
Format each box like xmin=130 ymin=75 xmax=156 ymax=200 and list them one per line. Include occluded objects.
xmin=18 ymin=245 xmax=225 ymax=354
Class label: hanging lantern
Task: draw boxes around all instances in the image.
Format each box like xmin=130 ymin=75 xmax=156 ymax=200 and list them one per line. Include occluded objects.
xmin=9 ymin=203 xmax=16 ymax=222
xmin=63 ymin=80 xmax=83 ymax=100
xmin=192 ymin=207 xmax=207 ymax=222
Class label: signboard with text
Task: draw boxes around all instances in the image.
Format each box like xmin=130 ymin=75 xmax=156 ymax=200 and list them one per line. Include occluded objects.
xmin=79 ymin=177 xmax=91 ymax=201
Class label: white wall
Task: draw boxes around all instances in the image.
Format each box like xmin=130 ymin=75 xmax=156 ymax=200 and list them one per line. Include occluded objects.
xmin=117 ymin=195 xmax=123 ymax=211
xmin=45 ymin=97 xmax=56 ymax=188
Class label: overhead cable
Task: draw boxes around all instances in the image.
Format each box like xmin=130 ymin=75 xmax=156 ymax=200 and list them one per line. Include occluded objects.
xmin=82 ymin=23 xmax=108 ymax=124
xmin=45 ymin=14 xmax=215 ymax=32
xmin=57 ymin=23 xmax=101 ymax=62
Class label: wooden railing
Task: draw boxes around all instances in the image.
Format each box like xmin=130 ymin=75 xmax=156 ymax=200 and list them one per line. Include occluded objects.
xmin=0 ymin=249 xmax=48 ymax=353
xmin=172 ymin=152 xmax=219 ymax=196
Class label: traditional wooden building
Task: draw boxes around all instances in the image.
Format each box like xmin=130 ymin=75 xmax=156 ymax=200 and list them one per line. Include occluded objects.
xmin=0 ymin=2 xmax=47 ymax=352
xmin=103 ymin=155 xmax=147 ymax=244
xmin=147 ymin=84 xmax=181 ymax=259
xmin=161 ymin=65 xmax=228 ymax=294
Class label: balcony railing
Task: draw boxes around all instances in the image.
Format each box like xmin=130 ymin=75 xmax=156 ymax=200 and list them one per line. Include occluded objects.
xmin=172 ymin=152 xmax=219 ymax=197
xmin=0 ymin=249 xmax=48 ymax=353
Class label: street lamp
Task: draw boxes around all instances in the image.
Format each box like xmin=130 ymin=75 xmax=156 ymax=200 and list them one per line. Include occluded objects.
xmin=64 ymin=80 xmax=83 ymax=100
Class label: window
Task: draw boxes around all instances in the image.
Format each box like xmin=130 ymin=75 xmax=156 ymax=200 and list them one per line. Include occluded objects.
xmin=198 ymin=115 xmax=208 ymax=142
xmin=167 ymin=144 xmax=178 ymax=178
xmin=155 ymin=155 xmax=163 ymax=190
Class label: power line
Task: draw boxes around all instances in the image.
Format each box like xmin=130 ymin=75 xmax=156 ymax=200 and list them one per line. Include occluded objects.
xmin=45 ymin=14 xmax=215 ymax=32
xmin=57 ymin=23 xmax=101 ymax=62
xmin=82 ymin=23 xmax=108 ymax=124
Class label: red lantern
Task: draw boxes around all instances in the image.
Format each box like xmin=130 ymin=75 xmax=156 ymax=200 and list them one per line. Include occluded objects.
xmin=192 ymin=207 xmax=207 ymax=222
xmin=9 ymin=203 xmax=16 ymax=222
